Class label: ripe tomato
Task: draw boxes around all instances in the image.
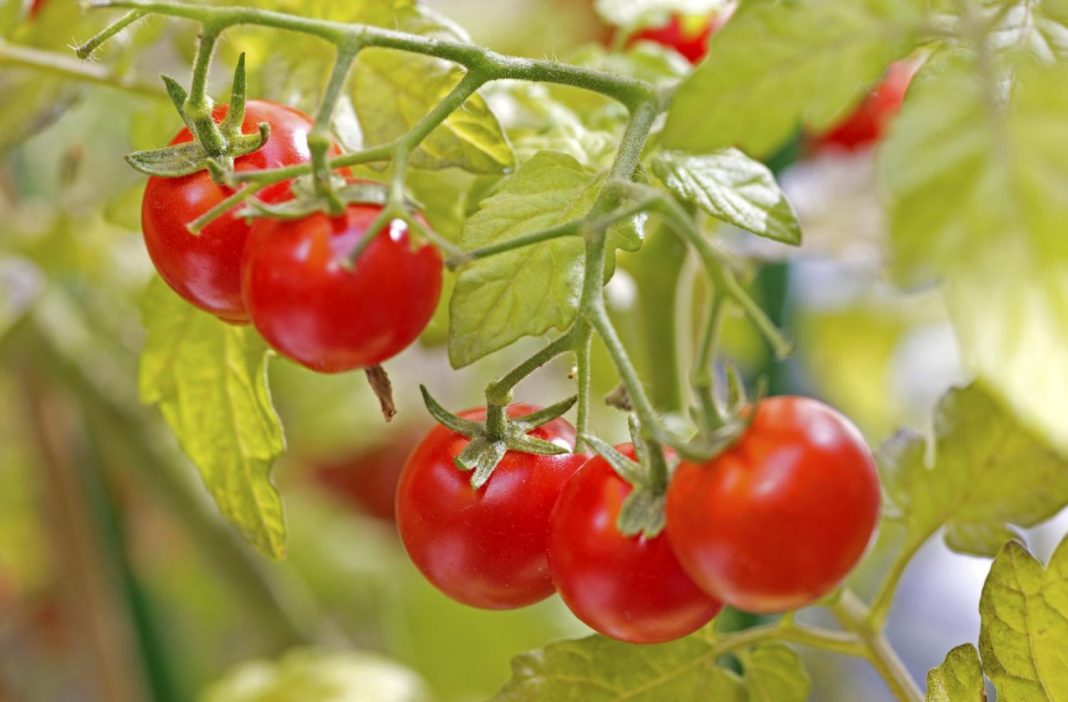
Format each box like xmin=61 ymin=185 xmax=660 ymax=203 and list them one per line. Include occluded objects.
xmin=395 ymin=406 xmax=585 ymax=609
xmin=666 ymin=396 xmax=880 ymax=613
xmin=627 ymin=13 xmax=719 ymax=64
xmin=242 ymin=203 xmax=442 ymax=373
xmin=813 ymin=61 xmax=915 ymax=151
xmin=312 ymin=432 xmax=422 ymax=523
xmin=548 ymin=445 xmax=723 ymax=643
xmin=142 ymin=100 xmax=331 ymax=323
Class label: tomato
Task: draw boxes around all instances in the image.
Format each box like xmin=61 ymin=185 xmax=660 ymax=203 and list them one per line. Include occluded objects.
xmin=395 ymin=406 xmax=586 ymax=609
xmin=142 ymin=100 xmax=331 ymax=323
xmin=813 ymin=61 xmax=915 ymax=152
xmin=242 ymin=203 xmax=442 ymax=372
xmin=666 ymin=396 xmax=880 ymax=613
xmin=548 ymin=445 xmax=723 ymax=643
xmin=312 ymin=432 xmax=421 ymax=523
xmin=29 ymin=0 xmax=46 ymax=17
xmin=627 ymin=14 xmax=717 ymax=64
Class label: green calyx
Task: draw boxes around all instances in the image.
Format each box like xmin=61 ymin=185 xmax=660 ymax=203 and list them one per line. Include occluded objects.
xmin=419 ymin=386 xmax=577 ymax=489
xmin=125 ymin=54 xmax=269 ymax=180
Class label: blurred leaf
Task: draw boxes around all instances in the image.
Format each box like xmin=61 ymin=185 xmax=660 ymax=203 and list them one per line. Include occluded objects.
xmin=491 ymin=634 xmax=808 ymax=701
xmin=199 ymin=649 xmax=431 ymax=702
xmin=925 ymin=645 xmax=985 ymax=702
xmin=879 ymin=383 xmax=1068 ymax=558
xmin=0 ymin=70 xmax=77 ymax=154
xmin=651 ymin=148 xmax=801 ymax=244
xmin=448 ymin=151 xmax=592 ymax=368
xmin=0 ymin=256 xmax=43 ymax=339
xmin=139 ymin=278 xmax=287 ymax=559
xmin=662 ymin=0 xmax=926 ymax=156
xmin=979 ymin=538 xmax=1068 ymax=700
xmin=883 ymin=51 xmax=1068 ymax=455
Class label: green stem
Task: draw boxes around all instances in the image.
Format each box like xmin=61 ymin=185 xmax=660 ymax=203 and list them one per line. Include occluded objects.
xmin=184 ymin=27 xmax=228 ymax=165
xmin=0 ymin=39 xmax=160 ymax=96
xmin=693 ymin=292 xmax=725 ymax=432
xmin=75 ymin=9 xmax=146 ymax=58
xmin=188 ymin=182 xmax=267 ymax=233
xmin=451 ymin=219 xmax=585 ymax=268
xmin=574 ymin=330 xmax=593 ymax=450
xmin=309 ymin=42 xmax=360 ymax=214
xmin=485 ymin=330 xmax=578 ymax=407
xmin=868 ymin=537 xmax=925 ymax=630
xmin=830 ymin=591 xmax=923 ymax=702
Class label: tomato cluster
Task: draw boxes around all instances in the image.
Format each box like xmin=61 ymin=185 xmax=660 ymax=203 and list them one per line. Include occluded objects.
xmin=141 ymin=100 xmax=442 ymax=372
xmin=395 ymin=396 xmax=880 ymax=643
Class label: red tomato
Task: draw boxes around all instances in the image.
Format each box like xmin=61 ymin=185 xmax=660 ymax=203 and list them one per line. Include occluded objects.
xmin=142 ymin=100 xmax=331 ymax=323
xmin=29 ymin=0 xmax=46 ymax=17
xmin=666 ymin=396 xmax=880 ymax=613
xmin=627 ymin=14 xmax=718 ymax=64
xmin=814 ymin=61 xmax=915 ymax=151
xmin=242 ymin=203 xmax=442 ymax=373
xmin=312 ymin=434 xmax=421 ymax=523
xmin=395 ymin=406 xmax=585 ymax=609
xmin=548 ymin=445 xmax=723 ymax=643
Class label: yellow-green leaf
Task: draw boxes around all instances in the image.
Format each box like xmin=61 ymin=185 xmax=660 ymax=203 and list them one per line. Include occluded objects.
xmin=979 ymin=538 xmax=1068 ymax=701
xmin=139 ymin=278 xmax=286 ymax=559
xmin=925 ymin=645 xmax=986 ymax=702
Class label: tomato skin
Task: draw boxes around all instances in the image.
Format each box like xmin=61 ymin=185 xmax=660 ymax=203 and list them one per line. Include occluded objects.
xmin=242 ymin=204 xmax=442 ymax=372
xmin=312 ymin=434 xmax=420 ymax=523
xmin=548 ymin=446 xmax=723 ymax=643
xmin=628 ymin=14 xmax=717 ymax=64
xmin=142 ymin=100 xmax=328 ymax=323
xmin=395 ymin=406 xmax=585 ymax=610
xmin=666 ymin=396 xmax=880 ymax=613
xmin=814 ymin=61 xmax=914 ymax=151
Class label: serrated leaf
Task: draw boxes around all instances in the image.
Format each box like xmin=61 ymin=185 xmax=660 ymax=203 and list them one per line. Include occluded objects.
xmin=662 ymin=0 xmax=927 ymax=155
xmin=139 ymin=279 xmax=287 ymax=559
xmin=199 ymin=648 xmax=431 ymax=702
xmin=652 ymin=148 xmax=801 ymax=244
xmin=979 ymin=538 xmax=1068 ymax=701
xmin=883 ymin=52 xmax=1068 ymax=456
xmin=447 ymin=151 xmax=592 ymax=368
xmin=925 ymin=645 xmax=985 ymax=702
xmin=348 ymin=2 xmax=512 ymax=174
xmin=491 ymin=633 xmax=808 ymax=702
xmin=879 ymin=383 xmax=1068 ymax=558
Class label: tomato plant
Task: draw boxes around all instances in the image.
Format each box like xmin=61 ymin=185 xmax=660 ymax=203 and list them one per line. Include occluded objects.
xmin=548 ymin=445 xmax=723 ymax=643
xmin=395 ymin=405 xmax=586 ymax=610
xmin=667 ymin=396 xmax=881 ymax=613
xmin=243 ymin=203 xmax=442 ymax=372
xmin=142 ymin=100 xmax=331 ymax=323
xmin=5 ymin=0 xmax=1068 ymax=700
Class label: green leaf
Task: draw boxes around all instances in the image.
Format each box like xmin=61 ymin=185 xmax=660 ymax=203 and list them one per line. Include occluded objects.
xmin=879 ymin=383 xmax=1068 ymax=558
xmin=925 ymin=645 xmax=985 ymax=702
xmin=199 ymin=648 xmax=431 ymax=702
xmin=349 ymin=3 xmax=513 ymax=174
xmin=651 ymin=148 xmax=801 ymax=245
xmin=139 ymin=279 xmax=287 ymax=559
xmin=883 ymin=51 xmax=1068 ymax=455
xmin=979 ymin=538 xmax=1068 ymax=700
xmin=447 ymin=151 xmax=593 ymax=368
xmin=490 ymin=633 xmax=808 ymax=702
xmin=661 ymin=0 xmax=927 ymax=155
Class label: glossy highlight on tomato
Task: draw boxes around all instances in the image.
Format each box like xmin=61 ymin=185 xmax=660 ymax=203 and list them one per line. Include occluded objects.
xmin=141 ymin=100 xmax=330 ymax=323
xmin=548 ymin=445 xmax=723 ymax=643
xmin=242 ymin=203 xmax=442 ymax=373
xmin=395 ymin=406 xmax=586 ymax=610
xmin=666 ymin=396 xmax=881 ymax=613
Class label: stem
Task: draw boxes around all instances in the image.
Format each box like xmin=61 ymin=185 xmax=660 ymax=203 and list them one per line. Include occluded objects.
xmin=309 ymin=42 xmax=360 ymax=214
xmin=184 ymin=27 xmax=228 ymax=164
xmin=574 ymin=330 xmax=592 ymax=450
xmin=451 ymin=219 xmax=585 ymax=268
xmin=75 ymin=9 xmax=146 ymax=58
xmin=693 ymin=292 xmax=726 ymax=432
xmin=868 ymin=538 xmax=925 ymax=630
xmin=831 ymin=591 xmax=923 ymax=702
xmin=485 ymin=330 xmax=577 ymax=406
xmin=187 ymin=182 xmax=267 ymax=234
xmin=0 ymin=40 xmax=160 ymax=96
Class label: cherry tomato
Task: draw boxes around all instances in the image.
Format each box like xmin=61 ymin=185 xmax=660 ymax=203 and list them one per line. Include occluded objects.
xmin=242 ymin=203 xmax=442 ymax=373
xmin=813 ymin=61 xmax=915 ymax=151
xmin=142 ymin=100 xmax=331 ymax=323
xmin=312 ymin=432 xmax=422 ymax=523
xmin=627 ymin=14 xmax=718 ymax=64
xmin=395 ymin=406 xmax=586 ymax=609
xmin=666 ymin=396 xmax=880 ymax=613
xmin=548 ymin=445 xmax=723 ymax=643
